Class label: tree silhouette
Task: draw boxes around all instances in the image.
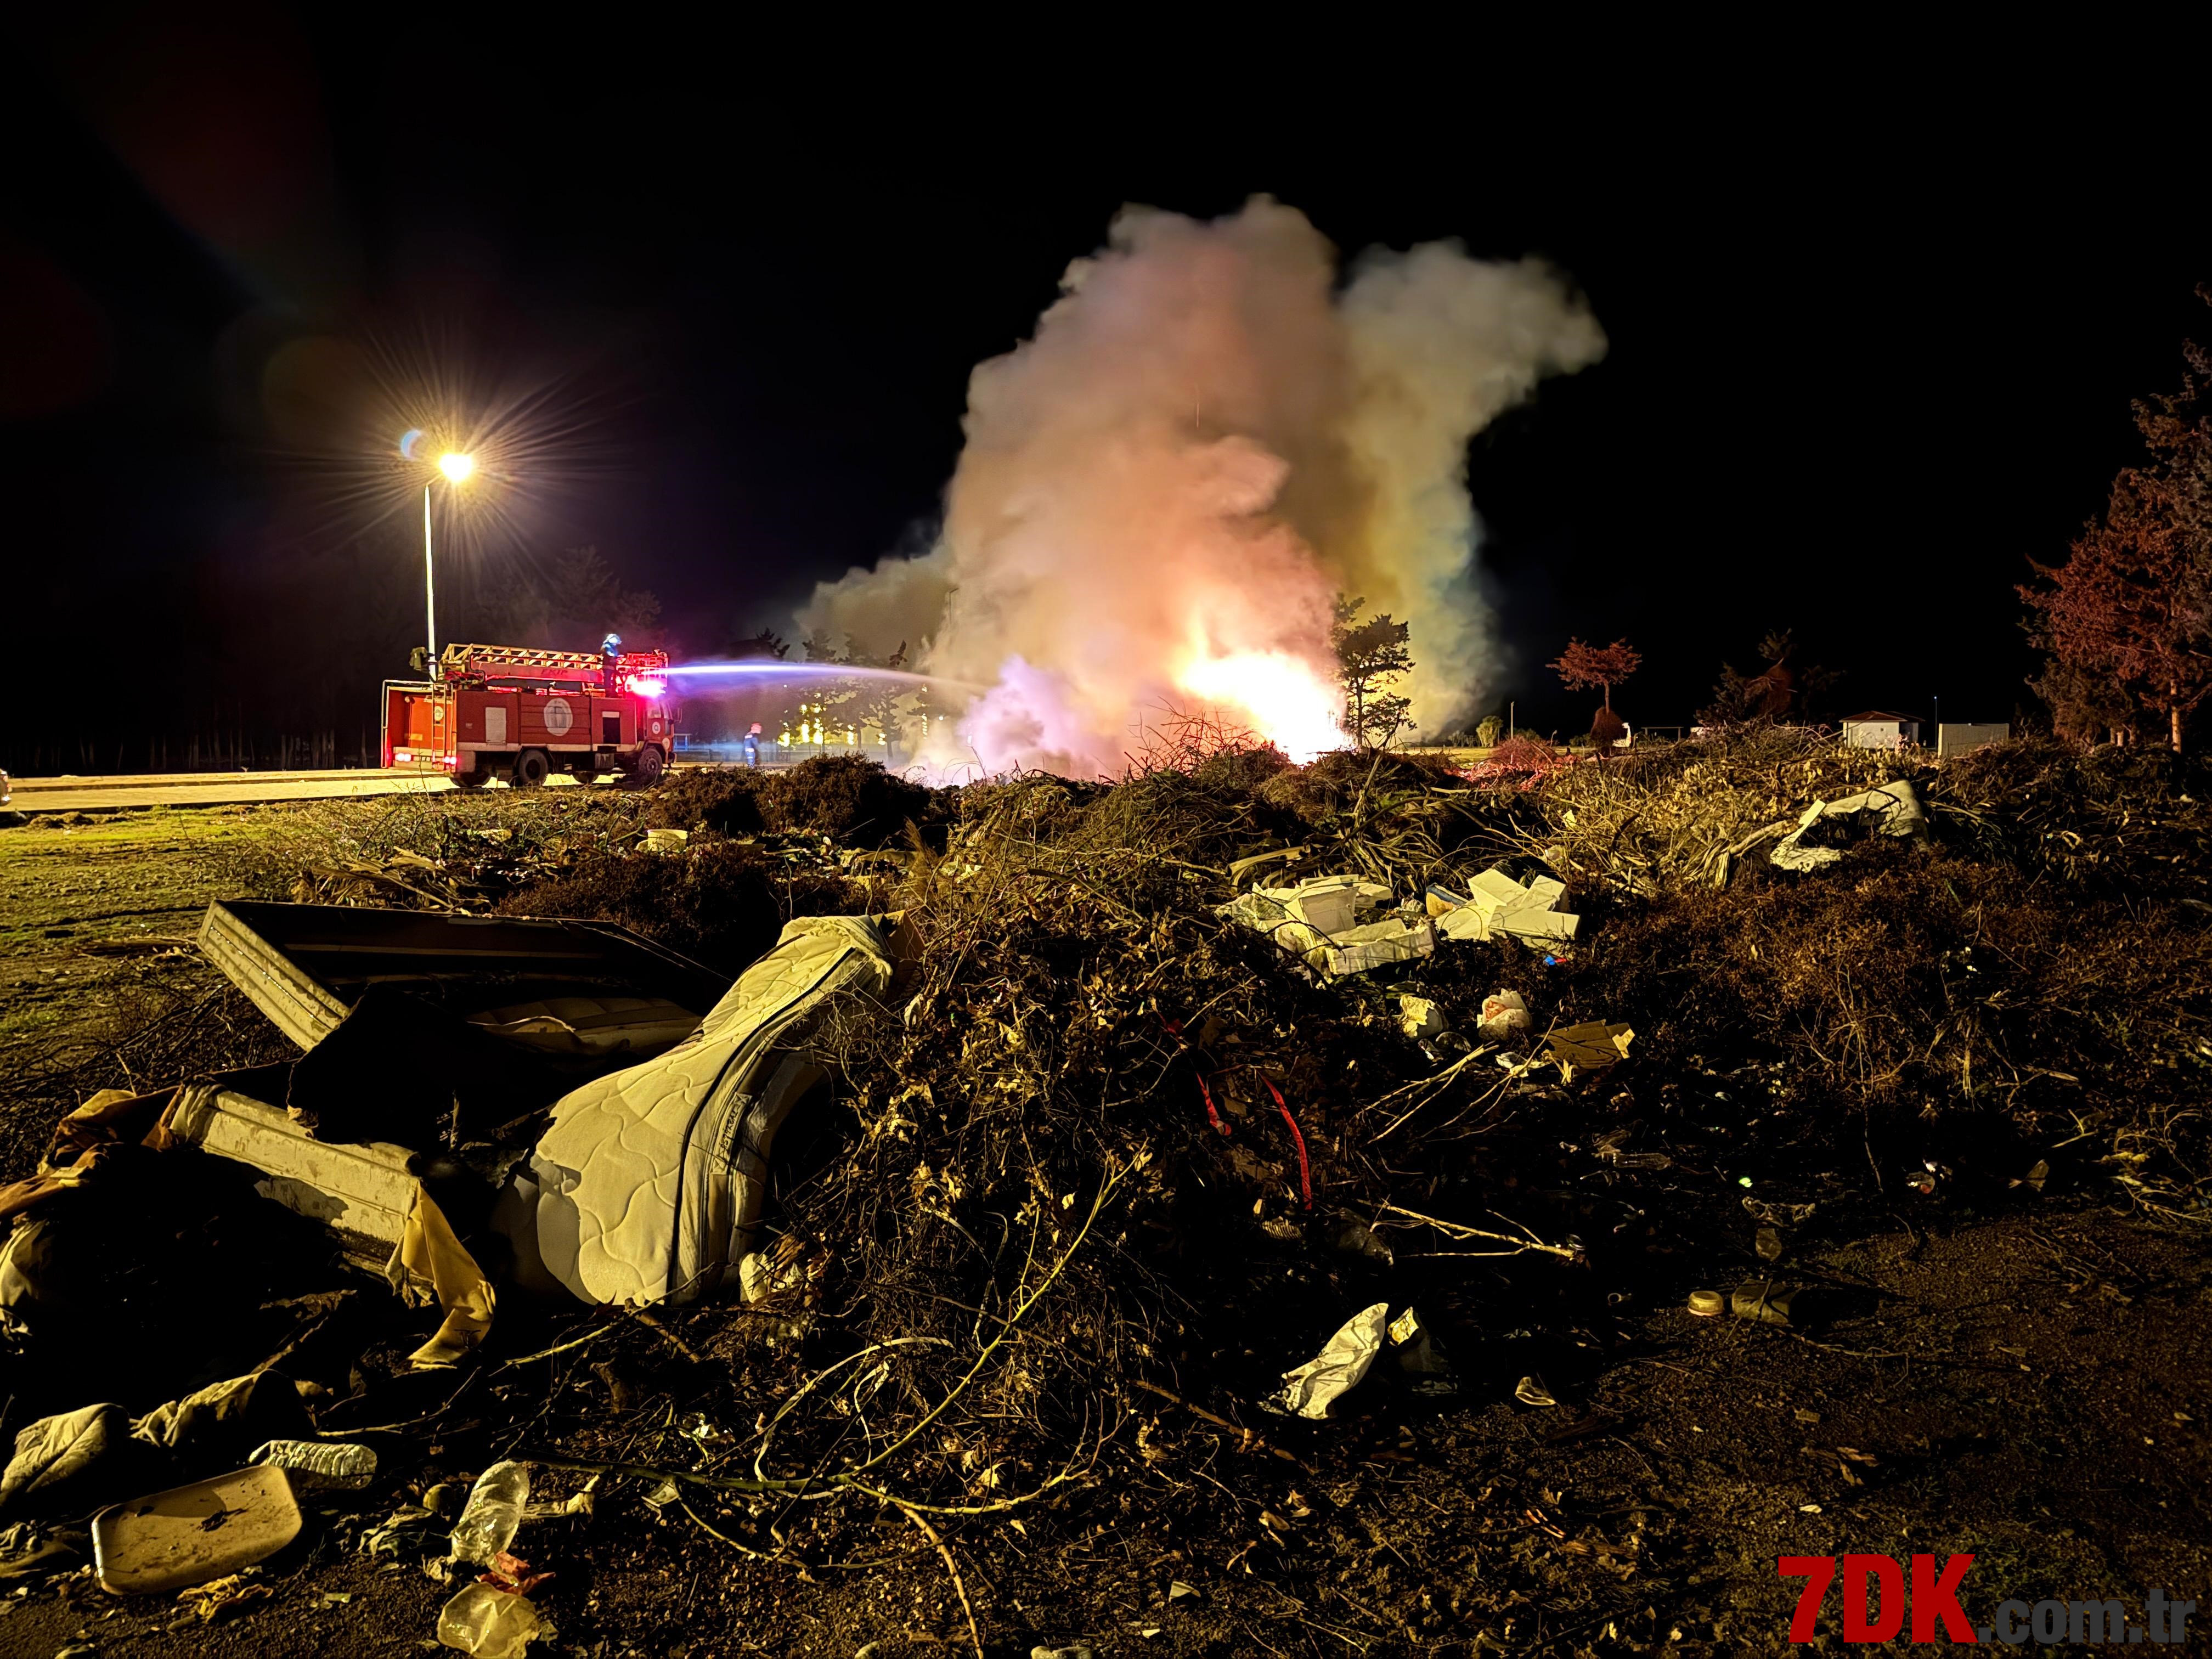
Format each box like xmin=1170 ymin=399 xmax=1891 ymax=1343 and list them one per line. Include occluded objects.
xmin=2023 ymin=319 xmax=2212 ymax=753
xmin=1550 ymin=638 xmax=1641 ymax=710
xmin=1332 ymin=598 xmax=1415 ymax=750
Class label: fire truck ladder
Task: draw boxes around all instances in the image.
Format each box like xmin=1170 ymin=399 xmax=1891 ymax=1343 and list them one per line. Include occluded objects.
xmin=438 ymin=643 xmax=669 ymax=685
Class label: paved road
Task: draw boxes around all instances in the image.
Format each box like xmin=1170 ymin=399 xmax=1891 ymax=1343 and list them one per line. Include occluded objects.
xmin=4 ymin=766 xmax=471 ymax=812
xmin=0 ymin=760 xmax=786 ymax=814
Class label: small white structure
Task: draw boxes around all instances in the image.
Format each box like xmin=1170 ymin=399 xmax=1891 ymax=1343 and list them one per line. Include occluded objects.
xmin=1842 ymin=711 xmax=1922 ymax=751
xmin=1938 ymin=722 xmax=2010 ymax=757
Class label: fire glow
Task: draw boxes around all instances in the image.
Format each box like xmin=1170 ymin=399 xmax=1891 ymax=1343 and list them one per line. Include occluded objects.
xmin=1175 ymin=650 xmax=1346 ymax=763
xmin=798 ymin=198 xmax=1607 ymax=781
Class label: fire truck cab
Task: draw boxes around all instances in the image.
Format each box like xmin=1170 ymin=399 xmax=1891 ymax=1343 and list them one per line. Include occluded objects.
xmin=382 ymin=642 xmax=678 ymax=788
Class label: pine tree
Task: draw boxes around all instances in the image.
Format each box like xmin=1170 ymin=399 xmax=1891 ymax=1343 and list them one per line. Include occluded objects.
xmin=1332 ymin=599 xmax=1416 ymax=749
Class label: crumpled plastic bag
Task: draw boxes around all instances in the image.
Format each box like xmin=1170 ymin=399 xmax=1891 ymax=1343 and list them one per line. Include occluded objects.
xmin=1273 ymin=1303 xmax=1391 ymax=1420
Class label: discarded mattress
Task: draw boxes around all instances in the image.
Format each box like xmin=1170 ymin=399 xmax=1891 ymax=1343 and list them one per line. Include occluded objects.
xmin=1770 ymin=780 xmax=1925 ymax=873
xmin=518 ymin=915 xmax=894 ymax=1307
xmin=161 ymin=1080 xmax=415 ymax=1264
xmin=198 ymin=901 xmax=725 ymax=1052
xmin=1429 ymin=867 xmax=1581 ymax=945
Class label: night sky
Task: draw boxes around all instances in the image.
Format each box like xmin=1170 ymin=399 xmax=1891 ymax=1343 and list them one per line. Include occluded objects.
xmin=8 ymin=15 xmax=2209 ymax=769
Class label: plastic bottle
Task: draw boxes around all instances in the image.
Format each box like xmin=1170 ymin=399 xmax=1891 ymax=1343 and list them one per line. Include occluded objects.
xmin=448 ymin=1461 xmax=530 ymax=1566
xmin=251 ymin=1439 xmax=379 ymax=1490
xmin=437 ymin=1583 xmax=548 ymax=1657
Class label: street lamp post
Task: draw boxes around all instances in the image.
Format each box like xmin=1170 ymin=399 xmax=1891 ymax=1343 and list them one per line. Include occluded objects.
xmin=420 ymin=450 xmax=475 ymax=678
xmin=422 ymin=482 xmax=437 ymax=669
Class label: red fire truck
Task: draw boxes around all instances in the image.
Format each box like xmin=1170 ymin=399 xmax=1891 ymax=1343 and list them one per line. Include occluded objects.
xmin=382 ymin=642 xmax=678 ymax=788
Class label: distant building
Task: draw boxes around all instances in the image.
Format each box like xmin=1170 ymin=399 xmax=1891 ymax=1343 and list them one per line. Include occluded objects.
xmin=1937 ymin=722 xmax=2010 ymax=757
xmin=1842 ymin=711 xmax=1922 ymax=751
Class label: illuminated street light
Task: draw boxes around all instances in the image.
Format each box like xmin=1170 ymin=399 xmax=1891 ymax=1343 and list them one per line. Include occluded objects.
xmin=408 ymin=442 xmax=476 ymax=673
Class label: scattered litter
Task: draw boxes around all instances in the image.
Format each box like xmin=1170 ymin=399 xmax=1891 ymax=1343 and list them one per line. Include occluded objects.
xmin=1328 ymin=1221 xmax=1395 ymax=1266
xmin=2015 ymin=1159 xmax=2051 ymax=1193
xmin=437 ymin=1581 xmax=552 ymax=1657
xmin=1 ymin=1373 xmax=313 ymax=1526
xmin=1388 ymin=1306 xmax=1454 ymax=1396
xmin=251 ymin=1440 xmax=377 ymax=1492
xmin=1397 ymin=995 xmax=1448 ymax=1040
xmin=360 ymin=1505 xmax=443 ymax=1558
xmin=1730 ymin=1280 xmax=1799 ymax=1327
xmin=1686 ymin=1290 xmax=1724 ymax=1317
xmin=1432 ymin=867 xmax=1581 ymax=945
xmin=1770 ymin=780 xmax=1927 ymax=872
xmin=1514 ymin=1375 xmax=1558 ymax=1408
xmin=450 ymin=1462 xmax=530 ymax=1567
xmin=1754 ymin=1226 xmax=1783 ymax=1262
xmin=177 ymin=1571 xmax=274 ymax=1622
xmin=1475 ymin=989 xmax=1531 ymax=1041
xmin=1168 ymin=1579 xmax=1200 ymax=1601
xmin=1221 ymin=876 xmax=1435 ymax=977
xmin=1743 ymin=1197 xmax=1816 ymax=1227
xmin=1321 ymin=916 xmax=1437 ymax=977
xmin=91 ymin=1465 xmax=302 ymax=1594
xmin=479 ymin=1548 xmax=555 ymax=1595
xmin=642 ymin=827 xmax=690 ymax=855
xmin=1591 ymin=1126 xmax=1671 ymax=1170
xmin=1031 ymin=1648 xmax=1096 ymax=1659
xmin=0 ymin=1523 xmax=86 ymax=1583
xmin=0 ymin=1404 xmax=145 ymax=1521
xmin=1542 ymin=1021 xmax=1634 ymax=1077
xmin=1273 ymin=1303 xmax=1390 ymax=1420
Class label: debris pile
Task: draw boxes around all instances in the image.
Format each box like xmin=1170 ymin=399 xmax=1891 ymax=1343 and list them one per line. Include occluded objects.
xmin=0 ymin=738 xmax=2204 ymax=1650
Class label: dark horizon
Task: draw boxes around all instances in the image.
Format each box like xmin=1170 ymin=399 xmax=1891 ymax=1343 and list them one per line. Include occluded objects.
xmin=8 ymin=19 xmax=2211 ymax=772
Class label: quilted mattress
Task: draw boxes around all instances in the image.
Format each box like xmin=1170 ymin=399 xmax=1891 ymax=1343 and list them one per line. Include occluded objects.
xmin=522 ymin=915 xmax=891 ymax=1306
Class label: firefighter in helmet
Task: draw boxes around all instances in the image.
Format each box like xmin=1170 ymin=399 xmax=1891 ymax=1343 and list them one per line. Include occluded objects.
xmin=600 ymin=633 xmax=622 ymax=696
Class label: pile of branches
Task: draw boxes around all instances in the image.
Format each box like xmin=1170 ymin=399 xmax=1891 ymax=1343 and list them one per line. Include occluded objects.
xmin=38 ymin=741 xmax=2197 ymax=1650
xmin=1503 ymin=731 xmax=2212 ymax=1220
xmin=543 ymin=737 xmax=2211 ymax=1550
xmin=483 ymin=753 xmax=1606 ymax=1640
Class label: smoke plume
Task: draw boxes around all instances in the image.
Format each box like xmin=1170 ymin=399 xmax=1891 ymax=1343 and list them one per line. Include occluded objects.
xmin=798 ymin=198 xmax=1605 ymax=776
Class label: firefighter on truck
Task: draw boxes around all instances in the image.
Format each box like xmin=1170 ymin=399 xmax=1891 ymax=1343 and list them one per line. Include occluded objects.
xmin=381 ymin=639 xmax=677 ymax=788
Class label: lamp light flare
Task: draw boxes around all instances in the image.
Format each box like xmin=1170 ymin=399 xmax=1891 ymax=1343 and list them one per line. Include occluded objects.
xmin=438 ymin=451 xmax=476 ymax=482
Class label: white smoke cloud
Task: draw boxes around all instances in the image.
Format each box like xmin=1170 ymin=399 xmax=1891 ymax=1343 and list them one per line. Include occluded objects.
xmin=798 ymin=198 xmax=1604 ymax=776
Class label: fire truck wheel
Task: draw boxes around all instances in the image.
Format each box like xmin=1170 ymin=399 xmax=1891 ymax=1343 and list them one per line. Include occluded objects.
xmin=628 ymin=744 xmax=667 ymax=786
xmin=514 ymin=749 xmax=552 ymax=788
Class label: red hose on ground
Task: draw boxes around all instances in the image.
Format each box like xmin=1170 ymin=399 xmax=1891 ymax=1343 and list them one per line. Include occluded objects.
xmin=1164 ymin=1015 xmax=1231 ymax=1138
xmin=1263 ymin=1075 xmax=1312 ymax=1208
xmin=1198 ymin=1074 xmax=1229 ymax=1137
